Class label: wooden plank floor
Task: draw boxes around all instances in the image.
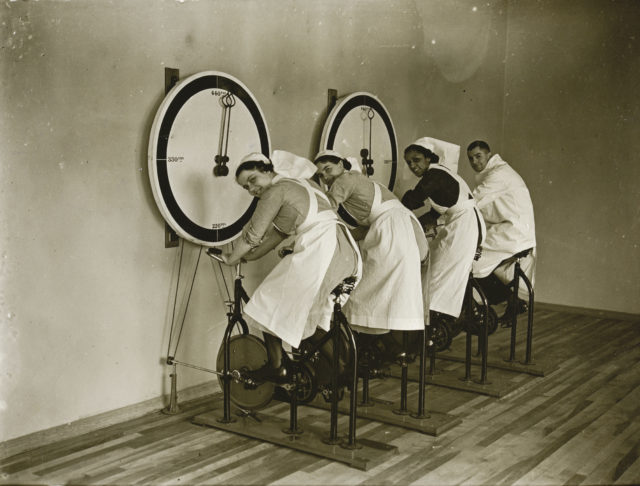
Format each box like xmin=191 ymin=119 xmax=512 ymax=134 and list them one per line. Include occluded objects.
xmin=1 ymin=308 xmax=639 ymax=485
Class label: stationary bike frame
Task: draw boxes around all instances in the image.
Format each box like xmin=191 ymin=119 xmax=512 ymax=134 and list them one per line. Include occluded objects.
xmin=208 ymin=248 xmax=360 ymax=448
xmin=505 ymin=249 xmax=535 ymax=365
xmin=209 ymin=250 xmax=250 ymax=424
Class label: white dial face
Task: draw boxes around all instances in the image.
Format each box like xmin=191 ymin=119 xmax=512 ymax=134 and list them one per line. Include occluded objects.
xmin=149 ymin=72 xmax=270 ymax=246
xmin=320 ymin=93 xmax=397 ymax=190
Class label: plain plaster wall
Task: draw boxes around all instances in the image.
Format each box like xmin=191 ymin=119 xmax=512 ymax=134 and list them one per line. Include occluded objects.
xmin=0 ymin=0 xmax=509 ymax=442
xmin=501 ymin=0 xmax=640 ymax=313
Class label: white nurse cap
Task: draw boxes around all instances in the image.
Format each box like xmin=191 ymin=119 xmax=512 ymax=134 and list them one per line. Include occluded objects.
xmin=407 ymin=137 xmax=460 ymax=173
xmin=240 ymin=152 xmax=271 ymax=165
xmin=270 ymin=150 xmax=317 ymax=179
xmin=314 ymin=149 xmax=363 ymax=173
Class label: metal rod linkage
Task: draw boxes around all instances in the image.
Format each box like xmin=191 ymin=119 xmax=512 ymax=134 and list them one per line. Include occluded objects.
xmin=284 ymin=364 xmax=302 ymax=436
xmin=507 ymin=262 xmax=520 ymax=363
xmin=428 ymin=322 xmax=437 ymax=375
xmin=517 ymin=268 xmax=535 ymax=365
xmin=411 ymin=324 xmax=429 ymax=419
xmin=218 ymin=323 xmax=236 ymax=424
xmin=341 ymin=313 xmax=359 ymax=449
xmin=461 ymin=280 xmax=474 ymax=382
xmin=325 ymin=302 xmax=341 ymax=444
xmin=470 ymin=279 xmax=490 ymax=384
xmin=167 ymin=357 xmax=224 ymax=376
xmin=394 ymin=332 xmax=410 ymax=415
xmin=462 ymin=329 xmax=473 ymax=382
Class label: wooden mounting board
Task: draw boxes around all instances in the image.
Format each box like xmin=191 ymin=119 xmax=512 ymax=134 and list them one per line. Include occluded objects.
xmin=192 ymin=401 xmax=398 ymax=471
xmin=305 ymin=395 xmax=461 ymax=436
xmin=438 ymin=321 xmax=560 ymax=377
xmin=387 ymin=362 xmax=535 ymax=398
xmin=435 ymin=353 xmax=556 ymax=377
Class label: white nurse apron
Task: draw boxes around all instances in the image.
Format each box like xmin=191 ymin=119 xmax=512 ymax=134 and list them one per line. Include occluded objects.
xmin=427 ymin=165 xmax=486 ymax=318
xmin=244 ymin=178 xmax=358 ymax=348
xmin=344 ymin=182 xmax=427 ymax=331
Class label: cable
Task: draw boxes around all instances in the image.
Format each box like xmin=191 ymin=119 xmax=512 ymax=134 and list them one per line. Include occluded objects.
xmin=209 ymin=254 xmax=231 ymax=305
xmin=172 ymin=245 xmax=203 ymax=357
xmin=368 ymin=108 xmax=374 ymax=162
xmin=166 ymin=238 xmax=185 ymax=358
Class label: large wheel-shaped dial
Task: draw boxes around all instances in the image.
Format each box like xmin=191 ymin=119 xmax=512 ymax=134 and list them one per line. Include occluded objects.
xmin=320 ymin=92 xmax=398 ymax=190
xmin=148 ymin=71 xmax=270 ymax=246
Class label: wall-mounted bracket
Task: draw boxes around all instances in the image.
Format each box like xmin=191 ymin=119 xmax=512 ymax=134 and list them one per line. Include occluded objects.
xmin=165 ymin=222 xmax=179 ymax=248
xmin=165 ymin=67 xmax=180 ymax=94
xmin=327 ymin=88 xmax=338 ymax=113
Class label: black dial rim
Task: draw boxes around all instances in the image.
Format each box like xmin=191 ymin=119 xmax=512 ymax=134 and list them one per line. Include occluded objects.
xmin=154 ymin=74 xmax=269 ymax=243
xmin=325 ymin=94 xmax=397 ymax=190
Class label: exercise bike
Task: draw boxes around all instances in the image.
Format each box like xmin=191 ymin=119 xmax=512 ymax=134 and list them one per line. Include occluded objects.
xmin=207 ymin=247 xmax=361 ymax=446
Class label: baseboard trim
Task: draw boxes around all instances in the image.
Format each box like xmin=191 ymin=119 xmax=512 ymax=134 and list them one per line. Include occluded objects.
xmin=536 ymin=302 xmax=640 ymax=322
xmin=0 ymin=380 xmax=220 ymax=459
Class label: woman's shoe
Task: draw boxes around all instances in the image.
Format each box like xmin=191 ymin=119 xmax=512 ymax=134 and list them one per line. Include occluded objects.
xmin=242 ymin=363 xmax=289 ymax=385
xmin=499 ymin=299 xmax=528 ymax=327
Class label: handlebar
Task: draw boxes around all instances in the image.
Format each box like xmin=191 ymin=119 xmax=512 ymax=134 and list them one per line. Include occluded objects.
xmin=206 ymin=247 xmax=224 ymax=263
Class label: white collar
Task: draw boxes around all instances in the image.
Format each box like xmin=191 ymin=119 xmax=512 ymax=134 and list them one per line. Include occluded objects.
xmin=475 ymin=153 xmax=505 ymax=181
